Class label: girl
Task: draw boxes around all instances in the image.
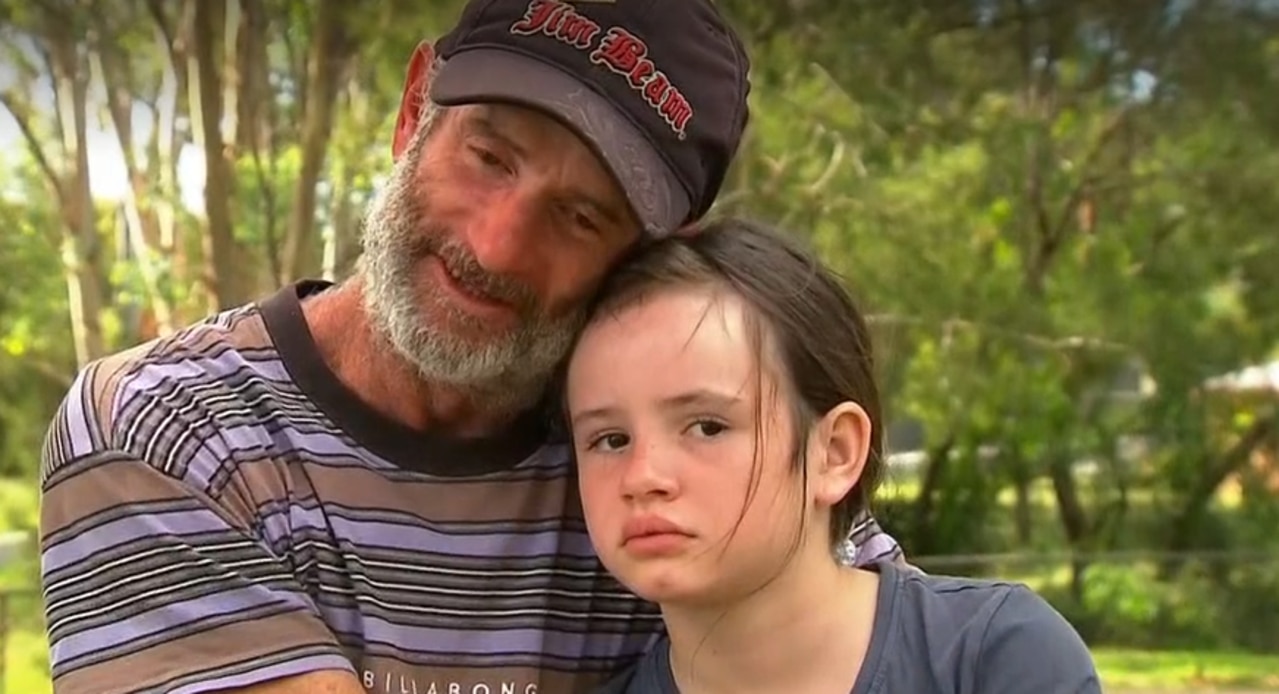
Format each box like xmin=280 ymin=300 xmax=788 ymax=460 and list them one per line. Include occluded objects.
xmin=564 ymin=217 xmax=1101 ymax=693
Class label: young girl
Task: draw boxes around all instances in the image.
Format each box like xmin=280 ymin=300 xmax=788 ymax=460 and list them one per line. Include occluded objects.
xmin=564 ymin=217 xmax=1101 ymax=693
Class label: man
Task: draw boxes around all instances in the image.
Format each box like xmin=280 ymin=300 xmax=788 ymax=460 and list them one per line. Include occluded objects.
xmin=39 ymin=1 xmax=904 ymax=693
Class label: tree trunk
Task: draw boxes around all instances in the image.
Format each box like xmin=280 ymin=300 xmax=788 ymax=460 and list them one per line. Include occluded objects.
xmin=1161 ymin=413 xmax=1276 ymax=578
xmin=909 ymin=432 xmax=955 ymax=554
xmin=323 ymin=160 xmax=359 ymax=282
xmin=150 ymin=0 xmax=196 ymax=315
xmin=190 ymin=0 xmax=242 ymax=311
xmin=236 ymin=0 xmax=271 ymax=154
xmin=47 ymin=15 xmax=108 ymax=366
xmin=281 ymin=0 xmax=356 ymax=282
xmin=92 ymin=36 xmax=177 ymax=337
xmin=1046 ymin=454 xmax=1090 ymax=600
xmin=238 ymin=0 xmax=283 ymax=286
xmin=1 ymin=84 xmax=107 ymax=368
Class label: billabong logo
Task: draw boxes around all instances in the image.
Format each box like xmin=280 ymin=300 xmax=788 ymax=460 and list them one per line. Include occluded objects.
xmin=509 ymin=0 xmax=694 ymax=139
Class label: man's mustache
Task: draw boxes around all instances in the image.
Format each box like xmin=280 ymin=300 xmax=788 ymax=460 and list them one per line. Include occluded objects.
xmin=404 ymin=231 xmax=538 ymax=314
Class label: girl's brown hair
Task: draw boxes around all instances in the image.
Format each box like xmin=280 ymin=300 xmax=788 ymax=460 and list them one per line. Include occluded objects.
xmin=570 ymin=215 xmax=885 ymax=550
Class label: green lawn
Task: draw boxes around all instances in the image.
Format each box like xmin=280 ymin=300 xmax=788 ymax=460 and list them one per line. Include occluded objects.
xmin=1094 ymin=647 xmax=1279 ymax=691
xmin=6 ymin=630 xmax=1279 ymax=693
xmin=3 ymin=625 xmax=50 ymax=694
xmin=0 ymin=478 xmax=44 ymax=694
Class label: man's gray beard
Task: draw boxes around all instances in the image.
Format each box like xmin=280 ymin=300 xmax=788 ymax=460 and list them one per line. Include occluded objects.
xmin=357 ymin=119 xmax=587 ymax=415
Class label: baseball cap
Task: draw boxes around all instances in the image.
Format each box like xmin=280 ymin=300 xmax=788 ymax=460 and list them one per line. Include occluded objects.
xmin=431 ymin=0 xmax=751 ymax=237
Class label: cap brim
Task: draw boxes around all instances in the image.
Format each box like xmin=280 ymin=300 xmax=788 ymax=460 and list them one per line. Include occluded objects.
xmin=429 ymin=49 xmax=690 ymax=238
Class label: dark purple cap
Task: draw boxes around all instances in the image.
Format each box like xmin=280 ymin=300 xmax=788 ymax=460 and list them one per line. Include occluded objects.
xmin=431 ymin=0 xmax=751 ymax=237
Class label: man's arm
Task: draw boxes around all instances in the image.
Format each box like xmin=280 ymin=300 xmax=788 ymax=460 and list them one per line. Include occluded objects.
xmin=40 ymin=366 xmax=361 ymax=694
xmin=974 ymin=586 xmax=1103 ymax=694
xmin=222 ymin=671 xmax=365 ymax=693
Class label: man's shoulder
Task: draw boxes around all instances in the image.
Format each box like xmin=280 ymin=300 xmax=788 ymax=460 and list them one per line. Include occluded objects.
xmin=42 ymin=299 xmax=284 ymax=469
xmin=96 ymin=301 xmax=275 ymax=428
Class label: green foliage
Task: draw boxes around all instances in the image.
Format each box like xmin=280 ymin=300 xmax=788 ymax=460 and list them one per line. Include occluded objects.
xmin=0 ymin=169 xmax=76 ymax=480
xmin=1045 ymin=559 xmax=1279 ymax=653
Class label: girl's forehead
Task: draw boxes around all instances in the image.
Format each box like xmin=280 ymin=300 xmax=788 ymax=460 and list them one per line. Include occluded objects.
xmin=591 ymin=288 xmax=750 ymax=356
xmin=570 ymin=287 xmax=788 ymax=395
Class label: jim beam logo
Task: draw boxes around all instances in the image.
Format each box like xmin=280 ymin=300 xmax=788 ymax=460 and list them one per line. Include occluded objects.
xmin=509 ymin=0 xmax=694 ymax=139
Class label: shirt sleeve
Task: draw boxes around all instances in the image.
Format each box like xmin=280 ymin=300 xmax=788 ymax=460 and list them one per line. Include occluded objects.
xmin=975 ymin=586 xmax=1104 ymax=694
xmin=842 ymin=507 xmax=911 ymax=569
xmin=39 ymin=362 xmax=354 ymax=694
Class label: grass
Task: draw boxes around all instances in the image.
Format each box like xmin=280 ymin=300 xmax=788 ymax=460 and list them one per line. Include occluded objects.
xmin=0 ymin=476 xmax=45 ymax=694
xmin=7 ymin=633 xmax=1279 ymax=693
xmin=1094 ymin=646 xmax=1279 ymax=691
xmin=3 ymin=625 xmax=50 ymax=694
xmin=0 ymin=575 xmax=44 ymax=694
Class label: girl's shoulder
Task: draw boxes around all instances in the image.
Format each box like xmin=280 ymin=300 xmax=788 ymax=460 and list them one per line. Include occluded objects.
xmin=592 ymin=638 xmax=675 ymax=694
xmin=875 ymin=563 xmax=1102 ymax=692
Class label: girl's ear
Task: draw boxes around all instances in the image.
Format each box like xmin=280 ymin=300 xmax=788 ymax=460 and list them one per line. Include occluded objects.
xmin=807 ymin=401 xmax=872 ymax=509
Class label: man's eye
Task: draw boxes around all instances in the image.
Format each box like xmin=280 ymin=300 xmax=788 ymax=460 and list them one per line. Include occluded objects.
xmin=471 ymin=146 xmax=507 ymax=170
xmin=576 ymin=212 xmax=601 ymax=234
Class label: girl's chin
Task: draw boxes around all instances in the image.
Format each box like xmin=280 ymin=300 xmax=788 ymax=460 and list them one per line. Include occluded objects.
xmin=615 ymin=566 xmax=720 ymax=607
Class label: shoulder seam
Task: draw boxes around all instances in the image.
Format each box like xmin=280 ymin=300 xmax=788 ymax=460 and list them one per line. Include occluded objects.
xmin=972 ymin=584 xmax=1023 ymax=686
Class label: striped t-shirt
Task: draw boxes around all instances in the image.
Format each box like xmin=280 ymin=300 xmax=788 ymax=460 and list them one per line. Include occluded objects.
xmin=39 ymin=281 xmax=903 ymax=694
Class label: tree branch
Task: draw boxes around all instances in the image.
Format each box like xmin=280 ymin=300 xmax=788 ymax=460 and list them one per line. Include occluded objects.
xmin=0 ymin=92 xmax=66 ymax=206
xmin=1048 ymin=106 xmax=1134 ymax=244
xmin=145 ymin=0 xmax=177 ymax=53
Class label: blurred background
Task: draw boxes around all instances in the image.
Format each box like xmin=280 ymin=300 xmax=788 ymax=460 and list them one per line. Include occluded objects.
xmin=1 ymin=0 xmax=1277 ymax=692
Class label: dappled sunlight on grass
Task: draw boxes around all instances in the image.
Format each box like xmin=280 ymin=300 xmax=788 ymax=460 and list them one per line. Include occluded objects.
xmin=1094 ymin=647 xmax=1279 ymax=691
xmin=3 ymin=626 xmax=50 ymax=694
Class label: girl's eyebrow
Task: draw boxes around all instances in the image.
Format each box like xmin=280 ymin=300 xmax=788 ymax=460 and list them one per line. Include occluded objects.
xmin=570 ymin=388 xmax=742 ymax=429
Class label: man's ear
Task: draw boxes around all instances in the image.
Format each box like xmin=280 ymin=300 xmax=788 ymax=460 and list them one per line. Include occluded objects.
xmin=808 ymin=401 xmax=873 ymax=509
xmin=393 ymin=40 xmax=437 ymax=158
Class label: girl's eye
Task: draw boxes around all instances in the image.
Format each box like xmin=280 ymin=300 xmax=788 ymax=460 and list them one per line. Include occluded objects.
xmin=588 ymin=432 xmax=630 ymax=452
xmin=689 ymin=420 xmax=727 ymax=438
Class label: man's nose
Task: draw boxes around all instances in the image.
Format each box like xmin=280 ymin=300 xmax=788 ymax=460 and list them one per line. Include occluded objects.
xmin=464 ymin=190 xmax=543 ymax=278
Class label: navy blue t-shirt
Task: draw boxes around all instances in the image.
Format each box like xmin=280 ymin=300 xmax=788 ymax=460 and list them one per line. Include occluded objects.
xmin=596 ymin=561 xmax=1102 ymax=693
